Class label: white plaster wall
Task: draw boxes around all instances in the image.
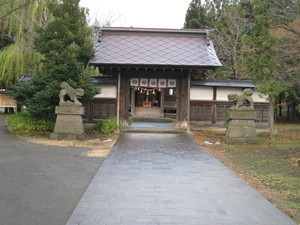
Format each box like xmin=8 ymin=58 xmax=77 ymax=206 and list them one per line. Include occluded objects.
xmin=216 ymin=87 xmax=242 ymax=101
xmin=216 ymin=87 xmax=268 ymax=102
xmin=252 ymin=90 xmax=268 ymax=102
xmin=190 ymin=87 xmax=214 ymax=100
xmin=94 ymin=85 xmax=117 ymax=99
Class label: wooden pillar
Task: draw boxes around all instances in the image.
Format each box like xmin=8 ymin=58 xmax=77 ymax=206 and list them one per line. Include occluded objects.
xmin=176 ymin=75 xmax=190 ymax=130
xmin=131 ymin=87 xmax=135 ymax=117
xmin=117 ymin=71 xmax=121 ymax=128
xmin=212 ymin=87 xmax=217 ymax=124
xmin=176 ymin=78 xmax=182 ymax=127
xmin=187 ymin=73 xmax=191 ymax=132
xmin=160 ymin=88 xmax=164 ymax=117
xmin=119 ymin=72 xmax=129 ymax=128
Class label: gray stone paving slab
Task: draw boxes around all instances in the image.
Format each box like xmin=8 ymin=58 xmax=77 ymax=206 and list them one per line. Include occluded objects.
xmin=66 ymin=133 xmax=296 ymax=225
xmin=131 ymin=122 xmax=174 ymax=128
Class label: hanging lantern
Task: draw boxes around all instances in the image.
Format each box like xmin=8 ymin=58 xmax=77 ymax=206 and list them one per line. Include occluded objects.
xmin=158 ymin=88 xmax=161 ymax=92
xmin=146 ymin=91 xmax=149 ymax=95
xmin=140 ymin=88 xmax=143 ymax=93
xmin=152 ymin=89 xmax=155 ymax=94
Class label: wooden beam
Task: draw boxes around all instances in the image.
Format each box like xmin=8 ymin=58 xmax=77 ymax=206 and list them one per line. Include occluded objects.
xmin=211 ymin=104 xmax=217 ymax=124
xmin=117 ymin=71 xmax=121 ymax=129
xmin=212 ymin=87 xmax=217 ymax=124
xmin=118 ymin=73 xmax=128 ymax=127
xmin=176 ymin=79 xmax=181 ymax=127
xmin=180 ymin=75 xmax=189 ymax=128
xmin=187 ymin=73 xmax=191 ymax=132
xmin=131 ymin=87 xmax=136 ymax=117
xmin=125 ymin=78 xmax=130 ymax=126
xmin=160 ymin=88 xmax=164 ymax=117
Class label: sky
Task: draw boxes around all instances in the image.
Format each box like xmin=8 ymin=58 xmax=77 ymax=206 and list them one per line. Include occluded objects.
xmin=79 ymin=0 xmax=192 ymax=29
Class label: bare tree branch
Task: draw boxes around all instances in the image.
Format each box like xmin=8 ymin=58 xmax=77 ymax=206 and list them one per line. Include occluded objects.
xmin=278 ymin=22 xmax=300 ymax=36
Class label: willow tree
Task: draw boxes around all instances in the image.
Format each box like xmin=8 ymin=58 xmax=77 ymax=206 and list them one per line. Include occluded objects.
xmin=0 ymin=0 xmax=52 ymax=87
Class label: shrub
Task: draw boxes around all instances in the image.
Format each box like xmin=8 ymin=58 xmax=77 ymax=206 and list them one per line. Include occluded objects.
xmin=7 ymin=112 xmax=55 ymax=135
xmin=94 ymin=116 xmax=119 ymax=134
xmin=128 ymin=116 xmax=134 ymax=126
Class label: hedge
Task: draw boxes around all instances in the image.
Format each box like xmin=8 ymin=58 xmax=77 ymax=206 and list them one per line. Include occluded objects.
xmin=7 ymin=112 xmax=55 ymax=135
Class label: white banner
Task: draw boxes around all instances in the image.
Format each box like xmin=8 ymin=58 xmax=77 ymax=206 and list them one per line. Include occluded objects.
xmin=130 ymin=78 xmax=139 ymax=87
xmin=158 ymin=79 xmax=167 ymax=88
xmin=129 ymin=78 xmax=177 ymax=88
xmin=167 ymin=79 xmax=176 ymax=88
xmin=149 ymin=79 xmax=158 ymax=88
xmin=140 ymin=78 xmax=148 ymax=87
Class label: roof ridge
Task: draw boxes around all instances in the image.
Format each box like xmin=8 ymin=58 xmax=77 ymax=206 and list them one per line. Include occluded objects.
xmin=97 ymin=26 xmax=211 ymax=34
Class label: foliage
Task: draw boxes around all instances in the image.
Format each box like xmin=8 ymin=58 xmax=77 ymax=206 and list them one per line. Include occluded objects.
xmin=7 ymin=112 xmax=55 ymax=135
xmin=94 ymin=117 xmax=119 ymax=134
xmin=184 ymin=0 xmax=300 ymax=127
xmin=128 ymin=116 xmax=134 ymax=126
xmin=242 ymin=0 xmax=300 ymax=138
xmin=271 ymin=18 xmax=300 ymax=103
xmin=11 ymin=0 xmax=99 ymax=117
xmin=184 ymin=0 xmax=253 ymax=79
xmin=0 ymin=0 xmax=52 ymax=88
xmin=184 ymin=0 xmax=211 ymax=29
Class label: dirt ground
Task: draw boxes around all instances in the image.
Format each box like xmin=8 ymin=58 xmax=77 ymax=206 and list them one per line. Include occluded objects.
xmin=25 ymin=134 xmax=118 ymax=158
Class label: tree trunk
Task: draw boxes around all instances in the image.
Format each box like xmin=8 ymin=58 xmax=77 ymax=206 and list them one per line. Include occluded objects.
xmin=292 ymin=102 xmax=296 ymax=121
xmin=287 ymin=104 xmax=290 ymax=121
xmin=278 ymin=94 xmax=282 ymax=117
xmin=269 ymin=96 xmax=275 ymax=140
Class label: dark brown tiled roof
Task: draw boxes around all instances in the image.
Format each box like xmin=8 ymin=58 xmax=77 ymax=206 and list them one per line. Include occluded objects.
xmin=89 ymin=27 xmax=222 ymax=69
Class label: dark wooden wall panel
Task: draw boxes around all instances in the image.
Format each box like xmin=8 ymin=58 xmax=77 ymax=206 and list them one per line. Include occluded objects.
xmin=83 ymin=99 xmax=117 ymax=123
xmin=190 ymin=101 xmax=269 ymax=124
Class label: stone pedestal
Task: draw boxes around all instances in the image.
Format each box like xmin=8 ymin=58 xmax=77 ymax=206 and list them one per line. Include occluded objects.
xmin=50 ymin=106 xmax=86 ymax=140
xmin=225 ymin=110 xmax=259 ymax=144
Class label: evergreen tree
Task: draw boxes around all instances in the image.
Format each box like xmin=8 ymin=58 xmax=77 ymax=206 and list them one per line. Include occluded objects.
xmin=242 ymin=0 xmax=298 ymax=138
xmin=11 ymin=0 xmax=98 ymax=117
xmin=0 ymin=0 xmax=51 ymax=88
xmin=184 ymin=0 xmax=210 ymax=29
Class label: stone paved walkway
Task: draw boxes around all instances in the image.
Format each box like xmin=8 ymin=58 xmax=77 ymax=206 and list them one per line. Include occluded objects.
xmin=66 ymin=133 xmax=296 ymax=225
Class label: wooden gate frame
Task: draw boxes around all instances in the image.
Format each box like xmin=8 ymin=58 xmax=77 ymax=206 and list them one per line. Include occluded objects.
xmin=117 ymin=70 xmax=191 ymax=131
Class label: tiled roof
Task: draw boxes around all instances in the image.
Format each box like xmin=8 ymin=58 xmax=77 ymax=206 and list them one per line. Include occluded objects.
xmin=89 ymin=27 xmax=222 ymax=68
xmin=192 ymin=80 xmax=256 ymax=88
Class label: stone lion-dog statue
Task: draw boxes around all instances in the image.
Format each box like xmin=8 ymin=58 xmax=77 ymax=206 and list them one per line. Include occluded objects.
xmin=227 ymin=88 xmax=254 ymax=111
xmin=59 ymin=81 xmax=84 ymax=107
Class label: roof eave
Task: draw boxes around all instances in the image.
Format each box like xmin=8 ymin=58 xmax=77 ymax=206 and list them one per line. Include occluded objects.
xmin=89 ymin=62 xmax=222 ymax=70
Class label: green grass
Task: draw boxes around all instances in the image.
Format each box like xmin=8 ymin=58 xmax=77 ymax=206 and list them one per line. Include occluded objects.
xmin=192 ymin=123 xmax=300 ymax=224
